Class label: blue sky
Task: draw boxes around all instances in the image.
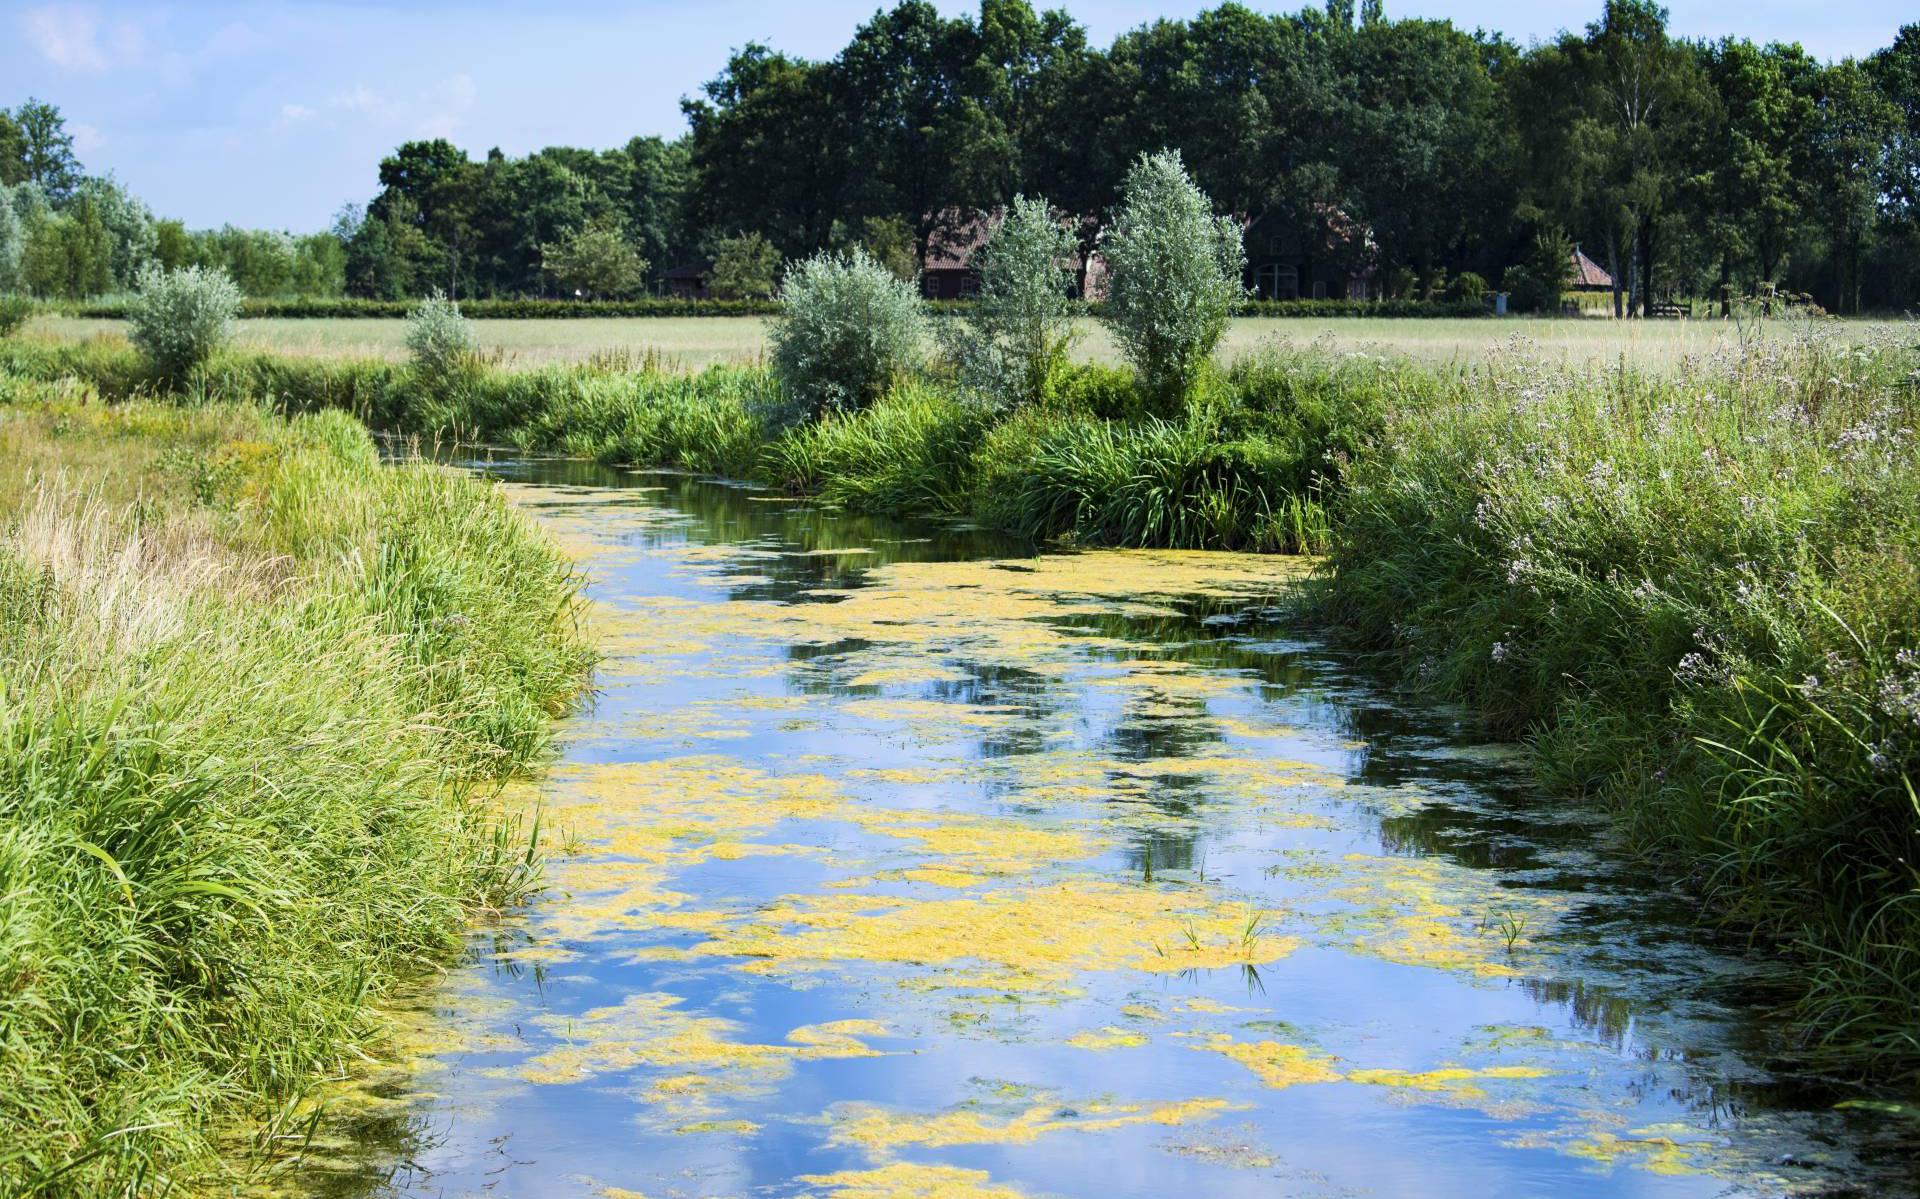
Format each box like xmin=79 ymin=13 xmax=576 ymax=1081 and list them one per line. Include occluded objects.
xmin=3 ymin=1 xmax=1907 ymax=232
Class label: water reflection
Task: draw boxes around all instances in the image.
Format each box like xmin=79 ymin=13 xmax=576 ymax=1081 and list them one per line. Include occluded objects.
xmin=283 ymin=455 xmax=1918 ymax=1199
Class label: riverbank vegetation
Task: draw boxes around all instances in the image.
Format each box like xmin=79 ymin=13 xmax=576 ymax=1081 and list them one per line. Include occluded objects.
xmin=7 ymin=314 xmax=1915 ymax=1089
xmin=0 ymin=378 xmax=592 ymax=1194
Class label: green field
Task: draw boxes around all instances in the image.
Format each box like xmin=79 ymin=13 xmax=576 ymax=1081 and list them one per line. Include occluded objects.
xmin=32 ymin=312 xmax=1905 ymax=372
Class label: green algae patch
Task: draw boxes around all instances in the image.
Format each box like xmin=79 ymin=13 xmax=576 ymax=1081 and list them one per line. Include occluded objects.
xmin=797 ymin=1163 xmax=1035 ymax=1199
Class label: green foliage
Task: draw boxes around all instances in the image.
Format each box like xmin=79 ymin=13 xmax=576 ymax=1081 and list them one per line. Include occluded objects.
xmin=708 ymin=232 xmax=781 ymax=301
xmin=1099 ymin=151 xmax=1245 ymax=406
xmin=1313 ymin=329 xmax=1920 ymax=1080
xmin=124 ymin=264 xmax=241 ymax=379
xmin=540 ymin=214 xmax=649 ymax=299
xmin=766 ymin=383 xmax=990 ymax=514
xmin=404 ymin=289 xmax=475 ymax=385
xmin=0 ymin=296 xmax=30 ymax=338
xmin=0 ymin=182 xmax=21 ymax=293
xmin=1446 ymin=271 xmax=1489 ymax=303
xmin=770 ymin=247 xmax=928 ymax=415
xmin=0 ymin=390 xmax=589 ymax=1194
xmin=943 ymin=195 xmax=1078 ymax=409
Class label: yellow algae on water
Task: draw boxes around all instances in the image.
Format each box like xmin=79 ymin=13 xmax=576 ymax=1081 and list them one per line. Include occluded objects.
xmin=1558 ymin=1126 xmax=1713 ymax=1177
xmin=687 ymin=879 xmax=1298 ymax=994
xmin=1346 ymin=1065 xmax=1553 ymax=1100
xmin=828 ymin=1097 xmax=1235 ymax=1151
xmin=1066 ymin=1027 xmax=1149 ymax=1050
xmin=511 ymin=993 xmax=886 ymax=1101
xmin=1191 ymin=1035 xmax=1343 ymax=1089
xmin=673 ymin=1119 xmax=760 ymax=1136
xmin=798 ymin=1163 xmax=1032 ymax=1199
xmin=1308 ymin=853 xmax=1567 ymax=978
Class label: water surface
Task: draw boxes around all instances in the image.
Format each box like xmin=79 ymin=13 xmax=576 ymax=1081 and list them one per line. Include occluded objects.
xmin=299 ymin=461 xmax=1915 ymax=1199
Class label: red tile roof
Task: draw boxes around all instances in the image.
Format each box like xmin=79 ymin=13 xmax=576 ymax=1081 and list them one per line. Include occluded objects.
xmin=1571 ymin=247 xmax=1612 ymax=289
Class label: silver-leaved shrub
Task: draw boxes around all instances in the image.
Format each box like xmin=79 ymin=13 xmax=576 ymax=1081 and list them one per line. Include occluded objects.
xmin=126 ymin=264 xmax=241 ymax=379
xmin=943 ymin=195 xmax=1078 ymax=410
xmin=770 ymin=247 xmax=926 ymax=416
xmin=1099 ymin=150 xmax=1245 ymax=403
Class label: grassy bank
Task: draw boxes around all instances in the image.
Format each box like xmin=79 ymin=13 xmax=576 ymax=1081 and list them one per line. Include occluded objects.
xmin=3 ymin=324 xmax=1919 ymax=1088
xmin=0 ymin=376 xmax=592 ymax=1194
xmin=1314 ymin=330 xmax=1920 ymax=1083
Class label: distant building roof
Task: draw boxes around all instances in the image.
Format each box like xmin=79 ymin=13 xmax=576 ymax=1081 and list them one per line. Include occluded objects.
xmin=1571 ymin=247 xmax=1612 ymax=289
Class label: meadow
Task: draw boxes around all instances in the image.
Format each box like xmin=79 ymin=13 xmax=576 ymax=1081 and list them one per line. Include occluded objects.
xmin=27 ymin=311 xmax=1903 ymax=373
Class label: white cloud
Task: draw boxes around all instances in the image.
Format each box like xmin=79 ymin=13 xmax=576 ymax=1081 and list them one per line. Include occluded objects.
xmin=308 ymin=76 xmax=478 ymax=139
xmin=21 ymin=4 xmax=143 ymax=73
xmin=69 ymin=122 xmax=106 ymax=153
xmin=280 ymin=104 xmax=316 ymax=123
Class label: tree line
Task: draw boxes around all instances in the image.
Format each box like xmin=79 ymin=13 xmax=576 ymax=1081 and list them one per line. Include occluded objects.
xmin=5 ymin=1 xmax=1918 ymax=313
xmin=341 ymin=0 xmax=1920 ymax=314
xmin=0 ymin=99 xmax=348 ymax=300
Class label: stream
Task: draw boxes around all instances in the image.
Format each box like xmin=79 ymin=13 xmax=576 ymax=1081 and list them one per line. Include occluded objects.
xmin=298 ymin=461 xmax=1917 ymax=1199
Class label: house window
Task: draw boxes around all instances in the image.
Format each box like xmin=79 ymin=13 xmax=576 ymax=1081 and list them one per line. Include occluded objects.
xmin=1254 ymin=264 xmax=1299 ymax=301
xmin=1312 ymin=280 xmax=1327 ymax=300
xmin=1268 ymin=236 xmax=1285 ymax=255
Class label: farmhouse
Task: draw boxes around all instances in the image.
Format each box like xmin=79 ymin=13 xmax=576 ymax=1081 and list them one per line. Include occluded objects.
xmin=1242 ymin=208 xmax=1376 ymax=301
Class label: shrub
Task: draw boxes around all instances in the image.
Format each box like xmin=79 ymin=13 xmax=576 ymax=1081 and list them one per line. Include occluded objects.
xmin=709 ymin=232 xmax=781 ymax=301
xmin=0 ymin=296 xmax=32 ymax=338
xmin=1446 ymin=271 xmax=1489 ymax=303
xmin=943 ymin=195 xmax=1078 ymax=409
xmin=124 ymin=264 xmax=241 ymax=379
xmin=405 ymin=289 xmax=474 ymax=380
xmin=1099 ymin=150 xmax=1245 ymax=406
xmin=769 ymin=247 xmax=928 ymax=416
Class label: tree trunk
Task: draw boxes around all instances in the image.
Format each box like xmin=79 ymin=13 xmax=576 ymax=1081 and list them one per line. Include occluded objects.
xmin=1606 ymin=236 xmax=1623 ymax=319
xmin=1718 ymin=254 xmax=1731 ymax=318
xmin=1637 ymin=220 xmax=1654 ymax=320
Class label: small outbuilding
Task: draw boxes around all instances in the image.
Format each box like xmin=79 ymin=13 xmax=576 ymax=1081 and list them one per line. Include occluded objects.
xmin=1570 ymin=247 xmax=1613 ymax=292
xmin=664 ymin=260 xmax=712 ymax=300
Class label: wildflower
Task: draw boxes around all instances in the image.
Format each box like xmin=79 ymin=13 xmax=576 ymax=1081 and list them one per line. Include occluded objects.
xmin=1491 ymin=641 xmax=1510 ymax=664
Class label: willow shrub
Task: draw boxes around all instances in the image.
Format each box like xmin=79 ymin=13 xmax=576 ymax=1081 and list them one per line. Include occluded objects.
xmin=770 ymin=247 xmax=927 ymax=416
xmin=125 ymin=264 xmax=241 ymax=380
xmin=0 ymin=388 xmax=591 ymax=1194
xmin=1315 ymin=329 xmax=1920 ymax=1080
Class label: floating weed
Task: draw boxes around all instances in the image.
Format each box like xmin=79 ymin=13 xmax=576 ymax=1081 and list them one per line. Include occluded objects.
xmin=825 ymin=1095 xmax=1235 ymax=1152
xmin=1065 ymin=1027 xmax=1150 ymax=1050
xmin=796 ymin=1162 xmax=1034 ymax=1199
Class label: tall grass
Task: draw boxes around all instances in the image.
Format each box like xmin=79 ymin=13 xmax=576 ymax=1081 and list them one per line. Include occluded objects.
xmin=1313 ymin=327 xmax=1920 ymax=1081
xmin=0 ymin=384 xmax=591 ymax=1194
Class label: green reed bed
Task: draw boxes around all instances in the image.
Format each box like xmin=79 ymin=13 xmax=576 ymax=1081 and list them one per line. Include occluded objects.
xmin=0 ymin=378 xmax=592 ymax=1195
xmin=1313 ymin=328 xmax=1920 ymax=1083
